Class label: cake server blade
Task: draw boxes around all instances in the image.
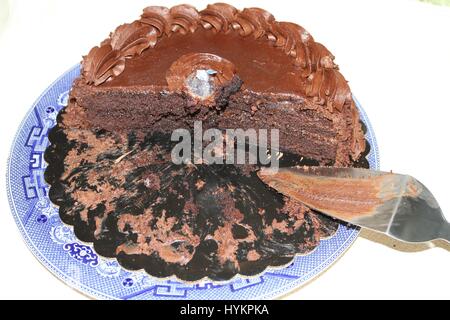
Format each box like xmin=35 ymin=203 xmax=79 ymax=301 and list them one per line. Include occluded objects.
xmin=258 ymin=167 xmax=450 ymax=245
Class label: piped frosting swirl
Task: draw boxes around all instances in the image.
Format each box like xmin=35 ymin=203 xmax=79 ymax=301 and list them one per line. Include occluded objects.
xmin=199 ymin=3 xmax=237 ymax=32
xmin=166 ymin=52 xmax=237 ymax=91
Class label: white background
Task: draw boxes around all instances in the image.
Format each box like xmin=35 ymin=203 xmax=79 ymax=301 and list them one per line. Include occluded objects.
xmin=0 ymin=0 xmax=449 ymax=300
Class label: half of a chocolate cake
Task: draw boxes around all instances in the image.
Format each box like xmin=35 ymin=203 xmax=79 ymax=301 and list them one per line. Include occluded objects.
xmin=45 ymin=3 xmax=368 ymax=281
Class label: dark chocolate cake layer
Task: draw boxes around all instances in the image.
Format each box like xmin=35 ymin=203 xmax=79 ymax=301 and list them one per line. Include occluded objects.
xmin=45 ymin=3 xmax=370 ymax=281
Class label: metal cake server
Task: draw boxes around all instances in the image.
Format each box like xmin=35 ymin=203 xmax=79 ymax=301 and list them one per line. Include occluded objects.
xmin=258 ymin=167 xmax=450 ymax=245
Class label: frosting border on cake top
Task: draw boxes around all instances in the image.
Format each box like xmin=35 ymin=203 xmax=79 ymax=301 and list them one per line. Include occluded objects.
xmin=81 ymin=3 xmax=354 ymax=114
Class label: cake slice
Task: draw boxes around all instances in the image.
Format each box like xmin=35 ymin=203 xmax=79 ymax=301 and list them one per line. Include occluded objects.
xmin=68 ymin=3 xmax=365 ymax=165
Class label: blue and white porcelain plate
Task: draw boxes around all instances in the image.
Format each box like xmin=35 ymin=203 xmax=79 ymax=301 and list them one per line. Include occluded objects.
xmin=6 ymin=65 xmax=379 ymax=300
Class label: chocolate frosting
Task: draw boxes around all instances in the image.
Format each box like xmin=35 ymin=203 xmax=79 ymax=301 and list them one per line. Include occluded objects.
xmin=306 ymin=68 xmax=351 ymax=112
xmin=81 ymin=3 xmax=352 ymax=113
xmin=200 ymin=3 xmax=237 ymax=32
xmin=166 ymin=53 xmax=236 ymax=91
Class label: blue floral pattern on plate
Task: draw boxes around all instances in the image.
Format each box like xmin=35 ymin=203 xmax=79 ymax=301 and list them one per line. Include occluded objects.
xmin=6 ymin=65 xmax=380 ymax=300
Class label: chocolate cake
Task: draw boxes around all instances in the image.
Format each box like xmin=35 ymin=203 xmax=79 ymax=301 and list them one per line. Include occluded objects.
xmin=45 ymin=3 xmax=369 ymax=281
